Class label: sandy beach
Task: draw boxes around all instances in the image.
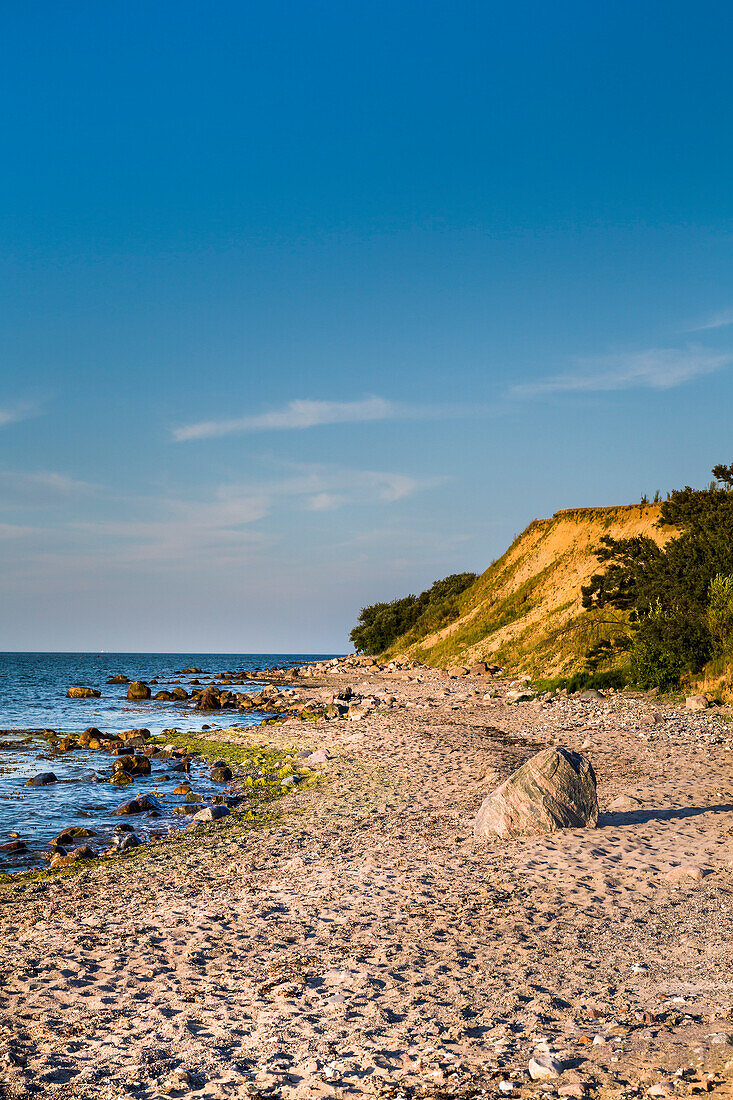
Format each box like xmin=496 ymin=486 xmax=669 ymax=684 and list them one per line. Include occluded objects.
xmin=2 ymin=665 xmax=733 ymax=1100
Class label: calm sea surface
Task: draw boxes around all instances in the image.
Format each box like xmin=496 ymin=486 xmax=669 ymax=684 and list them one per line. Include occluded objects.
xmin=0 ymin=651 xmax=339 ymax=873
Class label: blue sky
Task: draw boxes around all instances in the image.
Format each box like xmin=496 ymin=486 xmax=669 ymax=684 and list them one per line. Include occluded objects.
xmin=2 ymin=0 xmax=733 ymax=651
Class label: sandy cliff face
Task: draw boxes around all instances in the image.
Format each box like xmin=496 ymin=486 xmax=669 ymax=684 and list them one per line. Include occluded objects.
xmin=393 ymin=503 xmax=674 ymax=675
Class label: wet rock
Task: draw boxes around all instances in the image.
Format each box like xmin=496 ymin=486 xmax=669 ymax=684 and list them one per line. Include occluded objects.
xmin=114 ymin=833 xmax=141 ymax=851
xmin=173 ymin=783 xmax=191 ymax=795
xmin=24 ymin=772 xmax=58 ymax=788
xmin=0 ymin=840 xmax=27 ymax=852
xmin=197 ymin=686 xmax=222 ymax=710
xmin=53 ymin=827 xmax=95 ymax=846
xmin=154 ymin=690 xmax=175 ymax=701
xmin=113 ymin=754 xmax=152 ymax=776
xmin=49 ymin=844 xmax=97 ymax=868
xmin=66 ymin=686 xmax=101 ymax=699
xmin=171 ymin=687 xmax=189 ymax=700
xmin=113 ymin=795 xmax=159 ymax=815
xmin=127 ymin=681 xmax=151 ymax=701
xmin=210 ymin=765 xmax=233 ymax=781
xmin=113 ymin=823 xmax=134 ymax=833
xmin=474 ymin=746 xmax=598 ymax=840
xmin=106 ymin=674 xmax=129 ymax=684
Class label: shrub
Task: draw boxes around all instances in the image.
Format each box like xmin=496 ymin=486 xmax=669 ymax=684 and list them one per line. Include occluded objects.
xmin=707 ymin=574 xmax=733 ymax=655
xmin=350 ymin=572 xmax=477 ymax=654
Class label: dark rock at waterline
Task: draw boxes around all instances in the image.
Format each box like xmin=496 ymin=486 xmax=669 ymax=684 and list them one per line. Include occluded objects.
xmin=66 ymin=686 xmax=101 ymax=699
xmin=154 ymin=690 xmax=175 ymax=701
xmin=114 ymin=822 xmax=134 ymax=833
xmin=107 ymin=674 xmax=129 ymax=684
xmin=53 ymin=827 xmax=96 ymax=846
xmin=210 ymin=765 xmax=233 ymax=782
xmin=171 ymin=687 xmax=189 ymax=700
xmin=114 ymin=833 xmax=141 ymax=850
xmin=113 ymin=795 xmax=158 ymax=815
xmin=127 ymin=681 xmax=151 ymax=701
xmin=24 ymin=772 xmax=58 ymax=788
xmin=0 ymin=840 xmax=27 ymax=852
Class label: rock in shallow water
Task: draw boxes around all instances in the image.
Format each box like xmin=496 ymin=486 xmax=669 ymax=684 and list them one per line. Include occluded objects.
xmin=24 ymin=772 xmax=58 ymax=788
xmin=66 ymin=686 xmax=100 ymax=699
xmin=474 ymin=746 xmax=598 ymax=840
xmin=127 ymin=681 xmax=151 ymax=701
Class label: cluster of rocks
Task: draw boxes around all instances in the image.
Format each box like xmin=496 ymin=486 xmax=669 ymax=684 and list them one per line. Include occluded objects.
xmin=265 ymin=654 xmax=426 ymax=679
xmin=445 ymin=661 xmax=503 ymax=678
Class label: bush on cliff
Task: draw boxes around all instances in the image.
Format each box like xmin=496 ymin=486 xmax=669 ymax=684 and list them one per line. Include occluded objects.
xmin=350 ymin=572 xmax=478 ymax=655
xmin=582 ymin=463 xmax=733 ymax=688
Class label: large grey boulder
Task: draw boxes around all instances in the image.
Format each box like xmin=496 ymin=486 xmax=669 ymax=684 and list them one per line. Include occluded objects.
xmin=474 ymin=746 xmax=598 ymax=840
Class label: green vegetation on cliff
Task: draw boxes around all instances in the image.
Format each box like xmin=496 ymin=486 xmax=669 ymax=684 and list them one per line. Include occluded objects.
xmin=351 ymin=462 xmax=733 ymax=694
xmin=350 ymin=573 xmax=478 ymax=654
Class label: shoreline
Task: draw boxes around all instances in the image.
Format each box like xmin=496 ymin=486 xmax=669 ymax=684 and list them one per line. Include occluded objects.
xmin=1 ymin=659 xmax=733 ymax=1097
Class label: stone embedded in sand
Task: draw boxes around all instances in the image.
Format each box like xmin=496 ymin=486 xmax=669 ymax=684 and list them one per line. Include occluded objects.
xmin=665 ymin=864 xmax=708 ymax=883
xmin=306 ymin=748 xmax=330 ymax=765
xmin=66 ymin=686 xmax=100 ymax=698
xmin=528 ymin=1053 xmax=563 ymax=1080
xmin=608 ymin=794 xmax=642 ymax=812
xmin=127 ymin=681 xmax=151 ymax=701
xmin=474 ymin=746 xmax=598 ymax=840
xmin=686 ymin=694 xmax=709 ymax=711
xmin=506 ymin=688 xmax=534 ymax=703
xmin=24 ymin=772 xmax=58 ymax=788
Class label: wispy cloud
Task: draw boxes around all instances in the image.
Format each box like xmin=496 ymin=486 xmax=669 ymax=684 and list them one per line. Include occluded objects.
xmin=0 ymin=470 xmax=97 ymax=508
xmin=173 ymin=396 xmax=399 ymax=442
xmin=0 ymin=402 xmax=38 ymax=429
xmin=688 ymin=308 xmax=733 ymax=332
xmin=510 ymin=345 xmax=733 ymax=398
xmin=60 ymin=464 xmax=440 ymax=569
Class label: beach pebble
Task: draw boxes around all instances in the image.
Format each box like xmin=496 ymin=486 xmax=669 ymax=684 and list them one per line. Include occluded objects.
xmin=528 ymin=1053 xmax=563 ymax=1080
xmin=632 ymin=962 xmax=649 ymax=973
xmin=191 ymin=806 xmax=231 ymax=823
xmin=306 ymin=749 xmax=331 ymax=764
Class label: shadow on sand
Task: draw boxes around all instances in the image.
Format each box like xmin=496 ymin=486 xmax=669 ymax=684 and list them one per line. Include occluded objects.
xmin=599 ymin=802 xmax=733 ymax=827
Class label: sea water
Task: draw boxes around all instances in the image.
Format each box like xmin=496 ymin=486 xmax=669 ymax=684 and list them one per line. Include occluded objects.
xmin=0 ymin=651 xmax=338 ymax=872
